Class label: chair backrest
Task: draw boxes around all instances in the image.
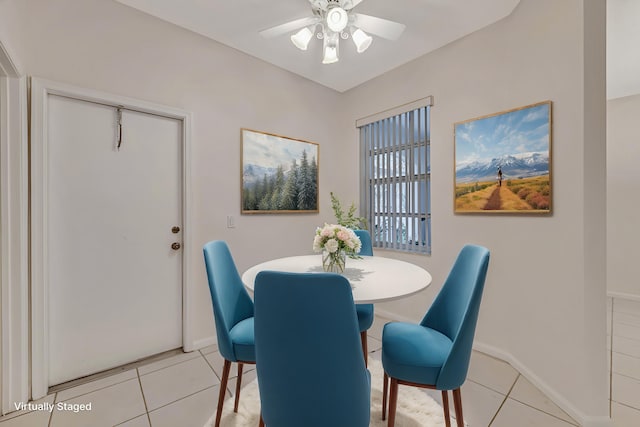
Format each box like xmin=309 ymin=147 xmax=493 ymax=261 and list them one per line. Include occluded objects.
xmin=354 ymin=229 xmax=373 ymax=256
xmin=254 ymin=271 xmax=370 ymax=427
xmin=202 ymin=240 xmax=254 ymax=362
xmin=421 ymin=244 xmax=490 ymax=390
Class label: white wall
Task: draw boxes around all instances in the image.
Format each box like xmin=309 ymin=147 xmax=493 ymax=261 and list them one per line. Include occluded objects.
xmin=0 ymin=37 xmax=30 ymax=414
xmin=0 ymin=0 xmax=24 ymax=74
xmin=0 ymin=67 xmax=4 ymax=417
xmin=0 ymin=0 xmax=353 ymax=345
xmin=341 ymin=0 xmax=608 ymax=423
xmin=607 ymin=94 xmax=640 ymax=298
xmin=0 ymin=0 xmax=610 ymax=423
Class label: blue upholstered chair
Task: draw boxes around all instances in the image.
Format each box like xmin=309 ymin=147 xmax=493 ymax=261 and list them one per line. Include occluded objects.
xmin=381 ymin=244 xmax=490 ymax=427
xmin=354 ymin=229 xmax=373 ymax=256
xmin=203 ymin=241 xmax=256 ymax=427
xmin=254 ymin=271 xmax=371 ymax=427
xmin=354 ymin=229 xmax=375 ymax=365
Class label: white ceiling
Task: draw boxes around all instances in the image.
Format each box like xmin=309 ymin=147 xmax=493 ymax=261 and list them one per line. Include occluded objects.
xmin=115 ymin=0 xmax=521 ymax=93
xmin=115 ymin=0 xmax=638 ymax=98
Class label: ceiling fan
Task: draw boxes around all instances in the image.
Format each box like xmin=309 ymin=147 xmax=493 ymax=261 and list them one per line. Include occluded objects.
xmin=259 ymin=0 xmax=406 ymax=64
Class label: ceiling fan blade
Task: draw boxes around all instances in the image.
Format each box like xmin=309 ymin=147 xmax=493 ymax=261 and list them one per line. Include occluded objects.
xmin=259 ymin=16 xmax=319 ymax=39
xmin=343 ymin=0 xmax=365 ymax=10
xmin=309 ymin=0 xmax=329 ymax=11
xmin=352 ymin=13 xmax=406 ymax=40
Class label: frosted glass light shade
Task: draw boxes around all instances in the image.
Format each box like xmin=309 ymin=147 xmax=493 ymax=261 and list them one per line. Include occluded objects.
xmin=322 ymin=45 xmax=339 ymax=64
xmin=291 ymin=27 xmax=314 ymax=50
xmin=352 ymin=28 xmax=372 ymax=53
xmin=326 ymin=7 xmax=348 ymax=32
xmin=322 ymin=33 xmax=339 ymax=64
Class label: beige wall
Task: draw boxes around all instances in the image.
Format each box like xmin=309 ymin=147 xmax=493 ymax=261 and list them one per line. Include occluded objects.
xmin=0 ymin=0 xmax=610 ymax=423
xmin=0 ymin=0 xmax=25 ymax=74
xmin=607 ymin=94 xmax=640 ymax=298
xmin=0 ymin=0 xmax=352 ymax=344
xmin=341 ymin=0 xmax=608 ymax=423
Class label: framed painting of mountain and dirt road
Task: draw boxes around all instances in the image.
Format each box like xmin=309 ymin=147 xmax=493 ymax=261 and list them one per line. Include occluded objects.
xmin=454 ymin=101 xmax=552 ymax=214
xmin=241 ymin=128 xmax=319 ymax=214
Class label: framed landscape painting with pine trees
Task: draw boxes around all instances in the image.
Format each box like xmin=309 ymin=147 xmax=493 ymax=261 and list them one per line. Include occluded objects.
xmin=241 ymin=129 xmax=319 ymax=214
xmin=454 ymin=101 xmax=552 ymax=214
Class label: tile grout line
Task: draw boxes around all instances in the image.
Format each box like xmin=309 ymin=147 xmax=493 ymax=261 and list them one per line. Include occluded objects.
xmin=114 ymin=415 xmax=149 ymax=427
xmin=0 ymin=394 xmax=58 ymax=426
xmin=135 ymin=368 xmax=153 ymax=427
xmin=200 ymin=350 xmax=221 ymax=379
xmin=48 ymin=349 xmax=186 ymax=395
xmin=477 ymin=370 xmax=580 ymax=425
xmin=611 ymin=333 xmax=640 ymax=343
xmin=611 ymin=349 xmax=640 ymax=360
xmin=202 ymin=350 xmax=235 ymax=397
xmin=610 ymin=297 xmax=614 ymax=418
xmin=508 ymin=395 xmax=580 ymax=426
xmin=0 ymin=409 xmax=34 ymax=424
xmin=138 ymin=353 xmax=202 ymax=377
xmin=47 ymin=393 xmax=57 ymax=427
xmin=611 ymin=320 xmax=640 ymax=329
xmin=136 ymin=351 xmax=223 ymax=414
xmin=145 ymin=384 xmax=218 ymax=415
xmin=466 ymin=378 xmax=512 ymax=397
xmin=54 ymin=373 xmax=137 ymax=403
xmin=610 ymin=397 xmax=640 ymax=413
xmin=611 ymin=400 xmax=640 ymax=412
xmin=487 ymin=373 xmax=519 ymax=426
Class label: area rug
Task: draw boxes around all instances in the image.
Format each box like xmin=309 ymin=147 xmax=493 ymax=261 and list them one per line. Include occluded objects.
xmin=205 ymin=358 xmax=455 ymax=427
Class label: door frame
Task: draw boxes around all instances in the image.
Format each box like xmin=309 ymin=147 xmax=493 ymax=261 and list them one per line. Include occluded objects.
xmin=0 ymin=42 xmax=29 ymax=413
xmin=30 ymin=78 xmax=194 ymax=399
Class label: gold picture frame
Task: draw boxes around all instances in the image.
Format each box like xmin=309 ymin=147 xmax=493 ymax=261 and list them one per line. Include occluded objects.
xmin=241 ymin=128 xmax=319 ymax=214
xmin=454 ymin=101 xmax=552 ymax=214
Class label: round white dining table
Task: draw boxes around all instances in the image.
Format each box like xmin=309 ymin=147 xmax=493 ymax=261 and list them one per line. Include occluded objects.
xmin=241 ymin=255 xmax=432 ymax=304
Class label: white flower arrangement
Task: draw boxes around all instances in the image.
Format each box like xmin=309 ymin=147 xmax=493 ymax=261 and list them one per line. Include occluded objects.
xmin=313 ymin=223 xmax=362 ymax=257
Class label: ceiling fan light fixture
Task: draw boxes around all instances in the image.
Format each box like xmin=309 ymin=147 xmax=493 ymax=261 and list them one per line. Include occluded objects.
xmin=291 ymin=26 xmax=314 ymax=50
xmin=322 ymin=33 xmax=339 ymax=64
xmin=261 ymin=0 xmax=406 ymax=65
xmin=326 ymin=7 xmax=348 ymax=32
xmin=351 ymin=28 xmax=372 ymax=53
xmin=322 ymin=45 xmax=339 ymax=64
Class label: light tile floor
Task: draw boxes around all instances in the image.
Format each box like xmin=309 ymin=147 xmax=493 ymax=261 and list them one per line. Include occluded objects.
xmin=609 ymin=297 xmax=640 ymax=426
xmin=2 ymin=302 xmax=639 ymax=427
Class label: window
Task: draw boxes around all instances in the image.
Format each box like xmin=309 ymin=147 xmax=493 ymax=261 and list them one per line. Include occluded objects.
xmin=358 ymin=98 xmax=432 ymax=254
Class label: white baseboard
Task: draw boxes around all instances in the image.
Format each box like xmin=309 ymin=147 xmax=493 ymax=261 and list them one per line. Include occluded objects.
xmin=473 ymin=342 xmax=611 ymax=427
xmin=373 ymin=312 xmax=612 ymax=427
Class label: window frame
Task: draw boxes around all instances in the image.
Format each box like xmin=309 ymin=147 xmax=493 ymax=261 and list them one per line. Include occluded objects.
xmin=358 ymin=97 xmax=433 ymax=255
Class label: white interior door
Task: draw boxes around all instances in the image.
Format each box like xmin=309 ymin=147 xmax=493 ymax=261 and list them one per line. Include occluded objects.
xmin=47 ymin=95 xmax=183 ymax=386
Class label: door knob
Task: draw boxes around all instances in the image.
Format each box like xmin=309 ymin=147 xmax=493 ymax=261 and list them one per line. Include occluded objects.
xmin=171 ymin=242 xmax=181 ymax=250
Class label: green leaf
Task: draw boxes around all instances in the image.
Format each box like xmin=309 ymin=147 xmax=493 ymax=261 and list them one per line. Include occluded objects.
xmin=330 ymin=192 xmax=368 ymax=230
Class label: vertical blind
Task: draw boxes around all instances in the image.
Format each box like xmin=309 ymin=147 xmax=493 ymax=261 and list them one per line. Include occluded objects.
xmin=359 ymin=102 xmax=431 ymax=254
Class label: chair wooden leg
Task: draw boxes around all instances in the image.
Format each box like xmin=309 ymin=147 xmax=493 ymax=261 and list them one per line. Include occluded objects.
xmin=452 ymin=388 xmax=464 ymax=427
xmin=258 ymin=414 xmax=265 ymax=427
xmin=442 ymin=390 xmax=451 ymax=427
xmin=234 ymin=362 xmax=244 ymax=412
xmin=388 ymin=377 xmax=399 ymax=427
xmin=215 ymin=360 xmax=232 ymax=427
xmin=360 ymin=331 xmax=368 ymax=367
xmin=382 ymin=372 xmax=388 ymax=420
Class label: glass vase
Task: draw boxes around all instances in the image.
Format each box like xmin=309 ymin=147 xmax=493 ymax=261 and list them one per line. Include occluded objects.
xmin=322 ymin=249 xmax=346 ymax=273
